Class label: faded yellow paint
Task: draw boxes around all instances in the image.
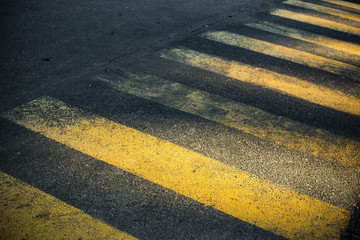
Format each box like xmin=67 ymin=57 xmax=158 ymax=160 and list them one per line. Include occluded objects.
xmin=0 ymin=171 xmax=138 ymax=240
xmin=245 ymin=21 xmax=360 ymax=56
xmin=322 ymin=0 xmax=360 ymax=11
xmin=97 ymin=73 xmax=360 ymax=170
xmin=201 ymin=31 xmax=360 ymax=80
xmin=1 ymin=97 xmax=351 ymax=240
xmin=272 ymin=9 xmax=360 ymax=36
xmin=160 ymin=48 xmax=360 ymax=117
xmin=285 ymin=0 xmax=360 ymax=22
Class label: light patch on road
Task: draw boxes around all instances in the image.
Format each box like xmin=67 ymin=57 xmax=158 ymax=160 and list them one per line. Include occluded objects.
xmin=201 ymin=31 xmax=360 ymax=80
xmin=0 ymin=171 xmax=138 ymax=240
xmin=272 ymin=9 xmax=360 ymax=36
xmin=97 ymin=73 xmax=360 ymax=170
xmin=160 ymin=48 xmax=360 ymax=118
xmin=245 ymin=21 xmax=360 ymax=57
xmin=284 ymin=0 xmax=360 ymax=22
xmin=1 ymin=97 xmax=351 ymax=240
xmin=322 ymin=0 xmax=360 ymax=11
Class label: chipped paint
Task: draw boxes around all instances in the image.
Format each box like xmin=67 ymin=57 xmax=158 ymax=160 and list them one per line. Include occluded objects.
xmin=1 ymin=97 xmax=351 ymax=240
xmin=0 ymin=171 xmax=138 ymax=240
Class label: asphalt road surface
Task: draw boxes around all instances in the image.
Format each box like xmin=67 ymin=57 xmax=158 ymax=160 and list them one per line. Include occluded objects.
xmin=1 ymin=0 xmax=360 ymax=239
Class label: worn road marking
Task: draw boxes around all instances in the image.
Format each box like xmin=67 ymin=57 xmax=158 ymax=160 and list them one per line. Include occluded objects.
xmin=0 ymin=171 xmax=138 ymax=240
xmin=160 ymin=48 xmax=360 ymax=118
xmin=245 ymin=21 xmax=360 ymax=56
xmin=322 ymin=0 xmax=360 ymax=11
xmin=1 ymin=97 xmax=351 ymax=240
xmin=284 ymin=0 xmax=360 ymax=22
xmin=201 ymin=31 xmax=360 ymax=80
xmin=272 ymin=9 xmax=360 ymax=36
xmin=97 ymin=73 xmax=360 ymax=170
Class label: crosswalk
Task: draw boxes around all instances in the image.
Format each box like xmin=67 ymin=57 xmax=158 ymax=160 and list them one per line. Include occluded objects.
xmin=284 ymin=0 xmax=360 ymax=22
xmin=97 ymin=72 xmax=360 ymax=169
xmin=200 ymin=31 xmax=360 ymax=79
xmin=159 ymin=47 xmax=360 ymax=116
xmin=271 ymin=9 xmax=360 ymax=36
xmin=322 ymin=0 xmax=360 ymax=10
xmin=244 ymin=21 xmax=360 ymax=56
xmin=0 ymin=171 xmax=138 ymax=240
xmin=1 ymin=0 xmax=360 ymax=239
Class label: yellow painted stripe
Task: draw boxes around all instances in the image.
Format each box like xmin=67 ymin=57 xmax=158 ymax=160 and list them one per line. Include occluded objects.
xmin=0 ymin=171 xmax=138 ymax=240
xmin=1 ymin=97 xmax=351 ymax=240
xmin=245 ymin=21 xmax=360 ymax=56
xmin=201 ymin=31 xmax=360 ymax=80
xmin=97 ymin=72 xmax=360 ymax=170
xmin=285 ymin=0 xmax=360 ymax=22
xmin=272 ymin=9 xmax=360 ymax=36
xmin=161 ymin=47 xmax=360 ymax=117
xmin=322 ymin=0 xmax=360 ymax=11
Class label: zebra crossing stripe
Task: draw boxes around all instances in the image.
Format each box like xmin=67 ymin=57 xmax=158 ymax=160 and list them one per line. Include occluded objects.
xmin=160 ymin=48 xmax=360 ymax=118
xmin=0 ymin=171 xmax=138 ymax=240
xmin=284 ymin=0 xmax=360 ymax=22
xmin=245 ymin=21 xmax=360 ymax=56
xmin=201 ymin=31 xmax=360 ymax=80
xmin=322 ymin=0 xmax=360 ymax=11
xmin=1 ymin=97 xmax=351 ymax=240
xmin=272 ymin=9 xmax=360 ymax=36
xmin=97 ymin=73 xmax=360 ymax=170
